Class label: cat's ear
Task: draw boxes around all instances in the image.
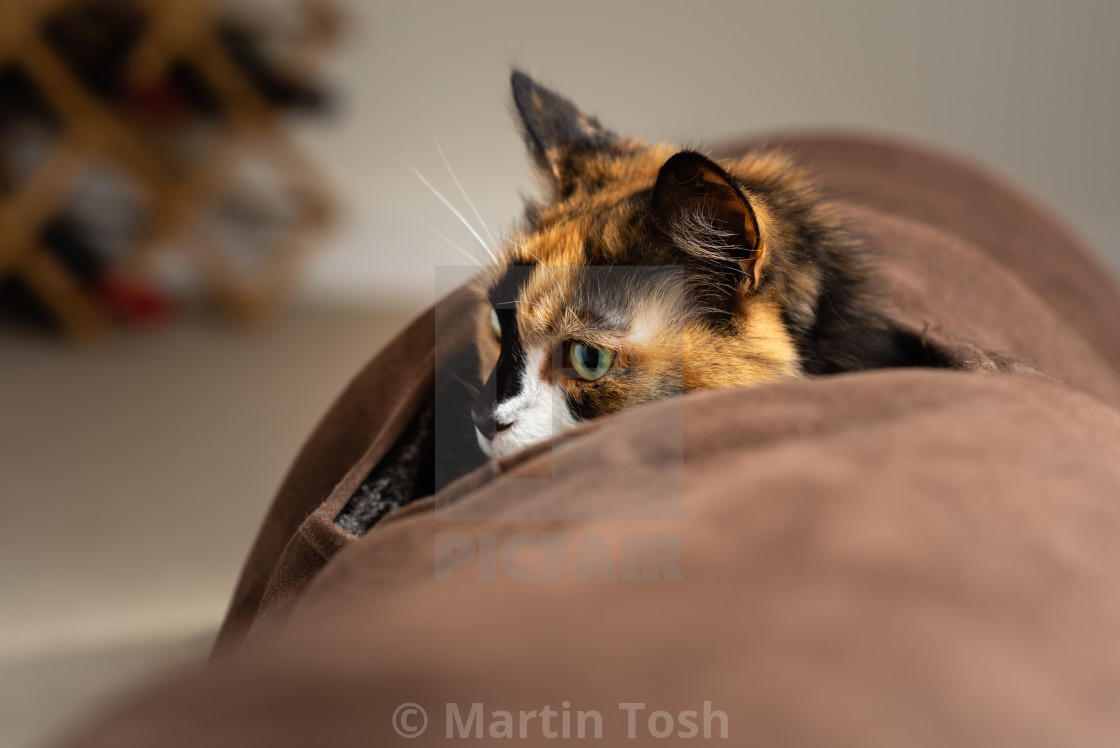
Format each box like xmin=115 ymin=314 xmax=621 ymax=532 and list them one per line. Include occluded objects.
xmin=511 ymin=71 xmax=618 ymax=195
xmin=653 ymin=151 xmax=766 ymax=292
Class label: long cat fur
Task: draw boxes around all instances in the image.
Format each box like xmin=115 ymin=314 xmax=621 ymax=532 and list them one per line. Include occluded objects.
xmin=469 ymin=72 xmax=941 ymax=458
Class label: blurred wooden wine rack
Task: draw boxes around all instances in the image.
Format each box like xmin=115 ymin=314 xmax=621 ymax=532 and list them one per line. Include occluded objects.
xmin=0 ymin=0 xmax=340 ymax=339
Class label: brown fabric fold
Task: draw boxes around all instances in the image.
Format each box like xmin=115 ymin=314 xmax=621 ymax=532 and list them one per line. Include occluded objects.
xmin=60 ymin=371 xmax=1120 ymax=748
xmin=57 ymin=133 xmax=1120 ymax=748
xmin=725 ymin=133 xmax=1120 ymax=374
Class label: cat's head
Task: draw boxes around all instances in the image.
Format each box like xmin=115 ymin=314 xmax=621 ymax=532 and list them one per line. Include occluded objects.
xmin=471 ymin=72 xmax=818 ymax=459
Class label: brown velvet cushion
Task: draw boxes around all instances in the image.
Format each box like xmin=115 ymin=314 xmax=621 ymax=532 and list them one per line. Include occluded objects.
xmin=57 ymin=134 xmax=1120 ymax=747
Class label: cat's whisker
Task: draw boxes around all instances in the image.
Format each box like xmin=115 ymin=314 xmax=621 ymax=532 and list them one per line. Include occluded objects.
xmin=392 ymin=198 xmax=481 ymax=267
xmin=447 ymin=369 xmax=480 ymax=397
xmin=406 ymin=158 xmax=499 ymax=264
xmin=499 ymin=235 xmax=588 ymax=332
xmin=564 ymin=307 xmax=588 ymax=329
xmin=426 ymin=118 xmax=498 ymax=249
xmin=500 ymin=237 xmax=563 ymax=294
xmin=495 ymin=300 xmax=549 ymax=310
xmin=495 ymin=300 xmax=557 ymax=336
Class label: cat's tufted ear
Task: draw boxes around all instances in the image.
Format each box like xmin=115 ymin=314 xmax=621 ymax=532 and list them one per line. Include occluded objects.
xmin=511 ymin=71 xmax=619 ymax=195
xmin=653 ymin=151 xmax=766 ymax=292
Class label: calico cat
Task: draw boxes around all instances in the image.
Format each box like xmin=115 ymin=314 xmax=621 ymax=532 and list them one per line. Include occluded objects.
xmin=470 ymin=71 xmax=939 ymax=459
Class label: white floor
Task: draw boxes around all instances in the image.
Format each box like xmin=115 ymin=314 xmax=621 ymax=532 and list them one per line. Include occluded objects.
xmin=0 ymin=302 xmax=420 ymax=748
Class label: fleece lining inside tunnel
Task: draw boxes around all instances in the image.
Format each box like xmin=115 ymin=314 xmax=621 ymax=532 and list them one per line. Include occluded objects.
xmin=333 ymin=334 xmax=490 ymax=536
xmin=333 ymin=398 xmax=435 ymax=536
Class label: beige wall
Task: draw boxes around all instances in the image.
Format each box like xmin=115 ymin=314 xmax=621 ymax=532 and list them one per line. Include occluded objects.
xmin=298 ymin=0 xmax=1120 ymax=307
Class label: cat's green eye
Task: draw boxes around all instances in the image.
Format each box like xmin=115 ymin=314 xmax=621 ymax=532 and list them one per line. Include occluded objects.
xmin=569 ymin=342 xmax=615 ymax=381
xmin=490 ymin=308 xmax=501 ymax=339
